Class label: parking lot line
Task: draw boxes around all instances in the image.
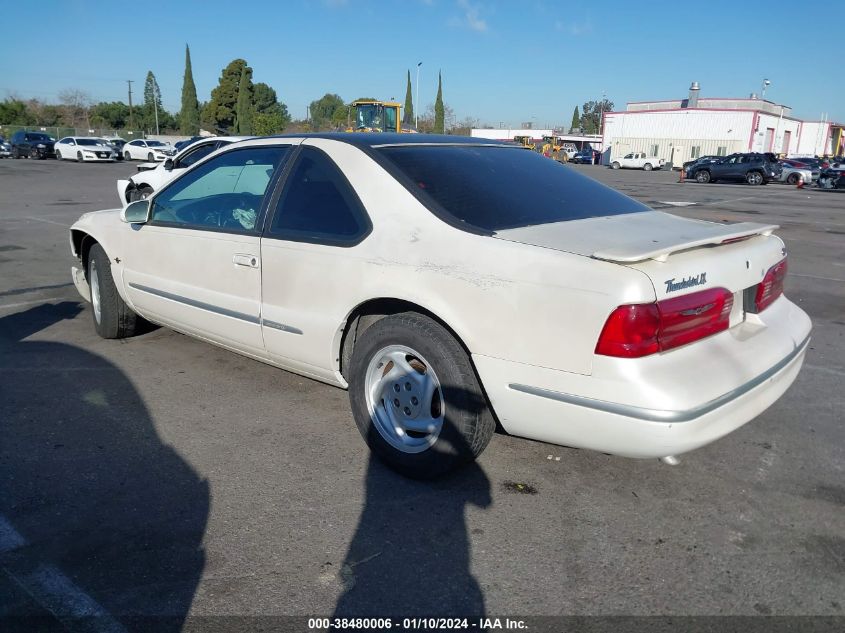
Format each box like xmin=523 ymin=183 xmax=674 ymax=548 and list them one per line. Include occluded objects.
xmin=0 ymin=514 xmax=127 ymax=633
xmin=790 ymin=273 xmax=845 ymax=283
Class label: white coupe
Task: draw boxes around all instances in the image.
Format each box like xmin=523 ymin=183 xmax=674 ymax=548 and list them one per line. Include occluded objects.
xmin=122 ymin=139 xmax=175 ymax=162
xmin=68 ymin=134 xmax=811 ymax=478
xmin=117 ymin=136 xmax=250 ymax=204
xmin=55 ymin=137 xmax=117 ymax=162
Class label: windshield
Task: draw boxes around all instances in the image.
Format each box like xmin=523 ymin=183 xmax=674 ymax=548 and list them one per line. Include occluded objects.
xmin=26 ymin=133 xmax=52 ymax=141
xmin=146 ymin=140 xmax=166 ymax=147
xmin=378 ymin=145 xmax=648 ymax=232
xmin=77 ymin=139 xmax=102 ymax=146
xmin=355 ymin=104 xmax=382 ymax=130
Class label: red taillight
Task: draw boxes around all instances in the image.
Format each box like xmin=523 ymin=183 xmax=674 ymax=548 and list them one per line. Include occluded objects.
xmin=594 ymin=304 xmax=660 ymax=358
xmin=595 ymin=287 xmax=734 ymax=358
xmin=755 ymin=258 xmax=787 ymax=312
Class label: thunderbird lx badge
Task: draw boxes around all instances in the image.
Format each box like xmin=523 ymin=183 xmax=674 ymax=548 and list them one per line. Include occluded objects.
xmin=665 ymin=273 xmax=707 ymax=293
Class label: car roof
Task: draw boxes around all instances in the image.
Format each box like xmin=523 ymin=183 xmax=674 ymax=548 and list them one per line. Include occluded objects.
xmin=262 ymin=132 xmax=510 ymax=149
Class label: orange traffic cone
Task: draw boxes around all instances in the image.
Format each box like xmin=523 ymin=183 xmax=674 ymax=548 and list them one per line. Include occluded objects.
xmin=678 ymin=168 xmax=685 ymax=183
xmin=796 ymin=176 xmax=804 ymax=189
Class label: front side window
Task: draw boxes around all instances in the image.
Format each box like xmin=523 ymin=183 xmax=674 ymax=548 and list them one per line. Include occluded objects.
xmin=151 ymin=146 xmax=290 ymax=233
xmin=268 ymin=146 xmax=370 ymax=245
xmin=377 ymin=145 xmax=648 ymax=232
xmin=177 ymin=142 xmax=217 ymax=169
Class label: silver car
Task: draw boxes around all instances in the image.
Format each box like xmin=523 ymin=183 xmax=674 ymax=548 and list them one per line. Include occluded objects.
xmin=778 ymin=162 xmax=817 ymax=185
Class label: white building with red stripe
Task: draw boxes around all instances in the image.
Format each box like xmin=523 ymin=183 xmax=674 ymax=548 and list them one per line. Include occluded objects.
xmin=601 ymin=83 xmax=843 ymax=167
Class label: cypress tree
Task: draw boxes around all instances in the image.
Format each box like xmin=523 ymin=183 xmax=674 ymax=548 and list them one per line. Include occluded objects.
xmin=402 ymin=70 xmax=413 ymax=126
xmin=235 ymin=67 xmax=253 ymax=134
xmin=434 ymin=71 xmax=444 ymax=134
xmin=180 ymin=45 xmax=200 ymax=135
xmin=570 ymin=106 xmax=580 ymax=132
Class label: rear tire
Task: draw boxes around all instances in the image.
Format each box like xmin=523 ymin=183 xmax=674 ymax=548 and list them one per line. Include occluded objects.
xmin=348 ymin=313 xmax=495 ymax=479
xmin=643 ymin=163 xmax=653 ymax=171
xmin=611 ymin=161 xmax=620 ymax=169
xmin=786 ymin=173 xmax=800 ymax=185
xmin=746 ymin=171 xmax=763 ymax=186
xmin=87 ymin=244 xmax=143 ymax=339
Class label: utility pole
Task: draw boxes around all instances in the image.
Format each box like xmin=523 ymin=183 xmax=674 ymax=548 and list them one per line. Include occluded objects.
xmin=415 ymin=61 xmax=422 ymax=130
xmin=127 ymin=80 xmax=135 ymax=130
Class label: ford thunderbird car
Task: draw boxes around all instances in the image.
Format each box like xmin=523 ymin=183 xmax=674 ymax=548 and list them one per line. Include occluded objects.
xmin=69 ymin=134 xmax=811 ymax=478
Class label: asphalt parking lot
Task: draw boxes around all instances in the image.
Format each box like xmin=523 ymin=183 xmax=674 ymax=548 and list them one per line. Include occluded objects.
xmin=1 ymin=157 xmax=843 ymax=630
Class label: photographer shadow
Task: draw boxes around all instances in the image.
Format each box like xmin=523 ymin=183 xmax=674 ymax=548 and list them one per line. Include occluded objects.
xmin=0 ymin=302 xmax=209 ymax=632
xmin=334 ymin=391 xmax=492 ymax=619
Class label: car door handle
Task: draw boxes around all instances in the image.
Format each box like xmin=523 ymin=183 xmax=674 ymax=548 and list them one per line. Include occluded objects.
xmin=233 ymin=254 xmax=259 ymax=268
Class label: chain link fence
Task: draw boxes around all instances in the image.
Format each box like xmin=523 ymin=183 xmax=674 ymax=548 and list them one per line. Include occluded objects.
xmin=0 ymin=124 xmax=146 ymax=140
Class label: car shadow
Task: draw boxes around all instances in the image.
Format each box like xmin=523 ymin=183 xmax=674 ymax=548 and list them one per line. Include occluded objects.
xmin=0 ymin=302 xmax=209 ymax=632
xmin=334 ymin=391 xmax=492 ymax=619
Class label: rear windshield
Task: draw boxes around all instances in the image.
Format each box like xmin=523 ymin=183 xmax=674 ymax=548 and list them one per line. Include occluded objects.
xmin=377 ymin=145 xmax=648 ymax=232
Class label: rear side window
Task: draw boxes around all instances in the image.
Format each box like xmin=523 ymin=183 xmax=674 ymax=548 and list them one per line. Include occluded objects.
xmin=377 ymin=145 xmax=648 ymax=232
xmin=267 ymin=146 xmax=370 ymax=246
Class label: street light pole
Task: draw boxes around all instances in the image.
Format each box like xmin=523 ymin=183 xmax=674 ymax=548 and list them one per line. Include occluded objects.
xmin=415 ymin=61 xmax=422 ymax=130
xmin=761 ymin=79 xmax=770 ymax=100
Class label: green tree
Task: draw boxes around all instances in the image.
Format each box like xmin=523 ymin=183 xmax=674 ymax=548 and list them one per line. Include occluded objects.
xmin=570 ymin=106 xmax=580 ymax=132
xmin=580 ymin=99 xmax=613 ymax=134
xmin=234 ymin=66 xmax=253 ymax=134
xmin=433 ymin=71 xmax=444 ymax=134
xmin=90 ymin=101 xmax=131 ymax=129
xmin=250 ymin=82 xmax=291 ymax=133
xmin=203 ymin=59 xmax=250 ymax=133
xmin=0 ymin=99 xmax=35 ymax=125
xmin=180 ymin=45 xmax=200 ymax=135
xmin=309 ymin=93 xmax=345 ymax=130
xmin=140 ymin=71 xmax=164 ymax=132
xmin=402 ymin=70 xmax=413 ymax=126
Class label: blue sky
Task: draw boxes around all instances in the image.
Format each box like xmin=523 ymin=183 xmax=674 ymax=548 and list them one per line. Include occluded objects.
xmin=1 ymin=0 xmax=842 ymax=126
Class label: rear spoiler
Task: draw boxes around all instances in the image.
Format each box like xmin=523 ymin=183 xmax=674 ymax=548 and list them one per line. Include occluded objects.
xmin=592 ymin=222 xmax=779 ymax=263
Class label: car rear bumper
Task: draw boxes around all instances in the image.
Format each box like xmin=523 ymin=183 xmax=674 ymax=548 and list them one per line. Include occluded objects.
xmin=473 ymin=296 xmax=811 ymax=458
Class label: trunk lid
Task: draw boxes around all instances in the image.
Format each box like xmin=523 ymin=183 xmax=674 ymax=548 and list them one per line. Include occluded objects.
xmin=494 ymin=210 xmax=786 ymax=312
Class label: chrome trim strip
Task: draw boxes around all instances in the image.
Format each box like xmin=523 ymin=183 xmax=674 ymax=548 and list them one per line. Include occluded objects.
xmin=128 ymin=282 xmax=260 ymax=324
xmin=509 ymin=335 xmax=810 ymax=423
xmin=261 ymin=319 xmax=303 ymax=335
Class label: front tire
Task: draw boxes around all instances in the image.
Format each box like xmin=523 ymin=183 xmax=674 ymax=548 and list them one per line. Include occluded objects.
xmin=147 ymin=152 xmax=154 ymax=162
xmin=348 ymin=313 xmax=495 ymax=479
xmin=124 ymin=150 xmax=132 ymax=161
xmin=87 ymin=244 xmax=143 ymax=339
xmin=55 ymin=149 xmax=62 ymax=160
xmin=695 ymin=170 xmax=711 ymax=183
xmin=76 ymin=151 xmax=83 ymax=163
xmin=786 ymin=173 xmax=800 ymax=185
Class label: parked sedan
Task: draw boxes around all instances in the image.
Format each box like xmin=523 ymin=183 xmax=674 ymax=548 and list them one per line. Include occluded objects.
xmin=569 ymin=149 xmax=596 ymax=164
xmin=68 ymin=134 xmax=811 ymax=478
xmin=777 ymin=161 xmax=818 ymax=185
xmin=0 ymin=136 xmax=11 ymax=158
xmin=117 ymin=136 xmax=250 ymax=203
xmin=122 ymin=139 xmax=175 ymax=162
xmin=55 ymin=137 xmax=117 ymax=162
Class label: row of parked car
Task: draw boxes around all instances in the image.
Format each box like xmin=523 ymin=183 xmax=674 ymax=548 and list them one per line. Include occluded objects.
xmin=681 ymin=152 xmax=845 ymax=188
xmin=0 ymin=131 xmax=179 ymax=163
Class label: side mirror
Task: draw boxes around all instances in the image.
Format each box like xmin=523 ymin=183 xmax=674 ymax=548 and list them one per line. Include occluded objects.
xmin=164 ymin=158 xmax=174 ymax=171
xmin=120 ymin=199 xmax=150 ymax=224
